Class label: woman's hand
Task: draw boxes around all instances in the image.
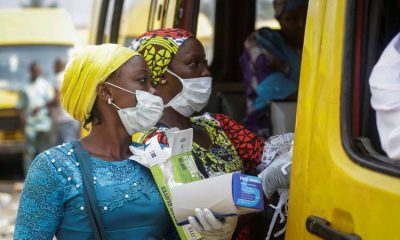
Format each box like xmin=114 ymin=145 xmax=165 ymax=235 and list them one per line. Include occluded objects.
xmin=188 ymin=208 xmax=237 ymax=240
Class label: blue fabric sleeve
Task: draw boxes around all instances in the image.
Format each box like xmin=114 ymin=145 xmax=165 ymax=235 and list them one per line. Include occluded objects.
xmin=14 ymin=152 xmax=65 ymax=240
xmin=254 ymin=72 xmax=298 ymax=110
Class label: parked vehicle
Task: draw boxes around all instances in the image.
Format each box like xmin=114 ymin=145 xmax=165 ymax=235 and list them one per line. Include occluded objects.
xmin=0 ymin=8 xmax=75 ymax=157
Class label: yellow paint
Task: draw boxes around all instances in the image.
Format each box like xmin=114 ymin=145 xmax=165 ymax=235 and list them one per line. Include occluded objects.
xmin=0 ymin=90 xmax=19 ymax=109
xmin=164 ymin=0 xmax=177 ymax=28
xmin=0 ymin=130 xmax=25 ymax=142
xmin=286 ymin=0 xmax=400 ymax=239
xmin=0 ymin=8 xmax=75 ymax=46
xmin=87 ymin=0 xmax=102 ymax=45
xmin=119 ymin=2 xmax=152 ymax=39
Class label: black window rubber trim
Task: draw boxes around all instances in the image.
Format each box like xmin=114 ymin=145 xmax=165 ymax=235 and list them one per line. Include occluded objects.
xmin=96 ymin=0 xmax=110 ymax=45
xmin=109 ymin=0 xmax=124 ymax=43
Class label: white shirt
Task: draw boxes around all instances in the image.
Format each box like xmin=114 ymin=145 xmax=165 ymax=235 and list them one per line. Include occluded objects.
xmin=25 ymin=77 xmax=55 ymax=137
xmin=369 ymin=33 xmax=400 ymax=161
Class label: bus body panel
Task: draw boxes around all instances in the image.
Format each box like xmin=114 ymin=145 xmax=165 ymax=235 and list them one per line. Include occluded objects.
xmin=286 ymin=0 xmax=400 ymax=239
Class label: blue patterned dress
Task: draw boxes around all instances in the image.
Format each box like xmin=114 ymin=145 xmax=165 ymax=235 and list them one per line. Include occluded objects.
xmin=14 ymin=142 xmax=175 ymax=240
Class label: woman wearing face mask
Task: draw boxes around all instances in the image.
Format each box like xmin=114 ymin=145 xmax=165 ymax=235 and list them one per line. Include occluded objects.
xmin=131 ymin=28 xmax=293 ymax=240
xmin=14 ymin=44 xmax=177 ymax=240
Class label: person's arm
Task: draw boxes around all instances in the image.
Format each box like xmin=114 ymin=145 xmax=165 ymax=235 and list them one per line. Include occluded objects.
xmin=254 ymin=72 xmax=298 ymax=110
xmin=215 ymin=113 xmax=295 ymax=172
xmin=14 ymin=152 xmax=65 ymax=240
xmin=214 ymin=113 xmax=265 ymax=174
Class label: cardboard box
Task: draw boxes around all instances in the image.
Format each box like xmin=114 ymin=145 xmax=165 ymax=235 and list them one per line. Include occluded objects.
xmin=171 ymin=172 xmax=264 ymax=225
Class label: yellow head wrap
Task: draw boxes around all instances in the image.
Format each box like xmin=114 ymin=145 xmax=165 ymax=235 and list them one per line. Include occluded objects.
xmin=61 ymin=44 xmax=140 ymax=122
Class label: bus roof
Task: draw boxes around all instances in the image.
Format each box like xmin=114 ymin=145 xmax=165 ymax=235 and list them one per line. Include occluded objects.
xmin=0 ymin=8 xmax=76 ymax=46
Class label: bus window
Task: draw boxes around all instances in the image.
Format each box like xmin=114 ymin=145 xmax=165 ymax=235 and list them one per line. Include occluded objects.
xmin=255 ymin=0 xmax=279 ymax=29
xmin=92 ymin=0 xmax=168 ymax=46
xmin=196 ymin=0 xmax=215 ymax=64
xmin=342 ymin=0 xmax=400 ymax=175
xmin=119 ymin=0 xmax=152 ymax=46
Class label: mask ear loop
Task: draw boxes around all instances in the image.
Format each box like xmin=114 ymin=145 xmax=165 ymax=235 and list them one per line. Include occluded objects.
xmin=105 ymin=82 xmax=137 ymax=110
xmin=108 ymin=98 xmax=121 ymax=110
xmin=105 ymin=82 xmax=136 ymax=95
xmin=164 ymin=69 xmax=185 ymax=108
xmin=165 ymin=69 xmax=182 ymax=81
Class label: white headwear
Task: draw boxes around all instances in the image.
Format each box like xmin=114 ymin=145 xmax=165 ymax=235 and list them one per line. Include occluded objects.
xmin=369 ymin=33 xmax=400 ymax=160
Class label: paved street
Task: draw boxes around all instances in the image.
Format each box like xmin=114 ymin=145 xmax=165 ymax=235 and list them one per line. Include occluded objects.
xmin=0 ymin=182 xmax=22 ymax=240
xmin=0 ymin=153 xmax=24 ymax=240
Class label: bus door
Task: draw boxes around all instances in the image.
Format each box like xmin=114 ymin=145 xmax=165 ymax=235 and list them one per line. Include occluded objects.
xmin=286 ymin=0 xmax=400 ymax=239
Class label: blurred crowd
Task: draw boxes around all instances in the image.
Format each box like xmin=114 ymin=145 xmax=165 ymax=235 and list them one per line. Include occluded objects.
xmin=0 ymin=58 xmax=80 ymax=239
xmin=22 ymin=59 xmax=80 ymax=173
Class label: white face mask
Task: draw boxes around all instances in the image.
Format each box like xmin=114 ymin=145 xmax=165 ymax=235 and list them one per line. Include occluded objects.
xmin=105 ymin=82 xmax=164 ymax=135
xmin=164 ymin=69 xmax=212 ymax=117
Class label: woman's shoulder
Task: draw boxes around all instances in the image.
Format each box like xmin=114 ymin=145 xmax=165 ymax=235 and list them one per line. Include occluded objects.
xmin=37 ymin=142 xmax=76 ymax=161
xmin=28 ymin=142 xmax=79 ymax=178
xmin=245 ymin=27 xmax=280 ymax=41
xmin=253 ymin=27 xmax=287 ymax=48
xmin=256 ymin=27 xmax=280 ymax=34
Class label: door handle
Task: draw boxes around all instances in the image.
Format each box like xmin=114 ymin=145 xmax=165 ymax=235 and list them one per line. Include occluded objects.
xmin=306 ymin=215 xmax=361 ymax=240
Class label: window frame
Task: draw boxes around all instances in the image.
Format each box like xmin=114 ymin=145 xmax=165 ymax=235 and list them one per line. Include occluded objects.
xmin=109 ymin=0 xmax=124 ymax=43
xmin=341 ymin=0 xmax=400 ymax=177
xmin=95 ymin=0 xmax=110 ymax=44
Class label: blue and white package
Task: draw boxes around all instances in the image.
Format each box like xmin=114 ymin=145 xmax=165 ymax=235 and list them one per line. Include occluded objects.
xmin=171 ymin=172 xmax=264 ymax=225
xmin=232 ymin=172 xmax=264 ymax=210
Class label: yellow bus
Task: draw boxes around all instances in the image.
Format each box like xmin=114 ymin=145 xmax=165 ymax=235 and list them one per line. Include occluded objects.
xmin=0 ymin=8 xmax=75 ymax=157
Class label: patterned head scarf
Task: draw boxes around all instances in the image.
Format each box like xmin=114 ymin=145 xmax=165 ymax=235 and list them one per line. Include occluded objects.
xmin=273 ymin=0 xmax=308 ymax=18
xmin=131 ymin=28 xmax=193 ymax=86
xmin=61 ymin=44 xmax=139 ymax=122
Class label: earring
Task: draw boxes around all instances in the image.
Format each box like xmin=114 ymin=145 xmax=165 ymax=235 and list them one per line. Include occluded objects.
xmin=149 ymin=88 xmax=156 ymax=94
xmin=161 ymin=79 xmax=167 ymax=85
xmin=108 ymin=98 xmax=112 ymax=104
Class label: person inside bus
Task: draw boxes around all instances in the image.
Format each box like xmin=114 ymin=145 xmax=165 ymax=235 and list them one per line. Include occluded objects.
xmin=15 ymin=44 xmax=178 ymax=239
xmin=131 ymin=28 xmax=293 ymax=240
xmin=240 ymin=0 xmax=308 ymax=137
xmin=23 ymin=62 xmax=55 ymax=173
xmin=51 ymin=58 xmax=80 ymax=145
xmin=370 ymin=32 xmax=400 ymax=161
